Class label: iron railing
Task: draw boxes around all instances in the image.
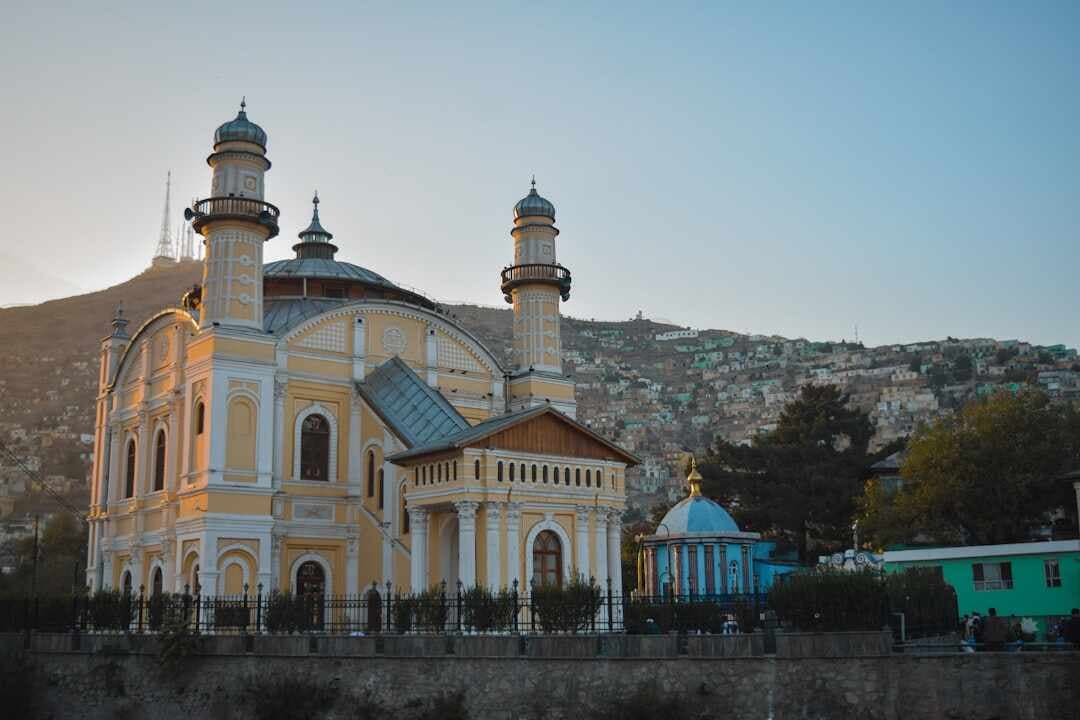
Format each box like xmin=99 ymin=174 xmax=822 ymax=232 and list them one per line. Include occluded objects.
xmin=187 ymin=196 xmax=280 ymax=238
xmin=500 ymin=263 xmax=572 ymax=302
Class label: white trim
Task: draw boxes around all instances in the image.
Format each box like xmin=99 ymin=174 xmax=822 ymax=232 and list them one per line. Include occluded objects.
xmin=524 ymin=517 xmax=573 ymax=591
xmin=292 ymin=402 xmax=338 ymax=482
xmin=290 ymin=552 xmax=333 ymax=594
xmin=885 ymin=540 xmax=1080 ymax=563
xmin=218 ymin=552 xmax=254 ymax=594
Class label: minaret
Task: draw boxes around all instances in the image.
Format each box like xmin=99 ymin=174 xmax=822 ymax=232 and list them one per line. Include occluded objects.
xmin=152 ymin=172 xmax=177 ymax=268
xmin=501 ymin=178 xmax=576 ymax=417
xmin=185 ymin=99 xmax=279 ymax=330
xmin=292 ymin=192 xmax=339 ymax=260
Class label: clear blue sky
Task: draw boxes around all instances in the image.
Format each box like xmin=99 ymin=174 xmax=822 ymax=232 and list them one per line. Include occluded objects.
xmin=1 ymin=2 xmax=1076 ymax=349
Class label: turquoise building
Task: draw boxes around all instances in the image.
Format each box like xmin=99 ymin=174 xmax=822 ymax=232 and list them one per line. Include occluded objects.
xmin=885 ymin=540 xmax=1080 ymax=636
xmin=636 ymin=460 xmax=799 ymax=597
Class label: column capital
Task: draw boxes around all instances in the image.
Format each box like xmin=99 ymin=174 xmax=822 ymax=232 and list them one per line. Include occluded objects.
xmin=408 ymin=506 xmax=429 ymax=531
xmin=594 ymin=510 xmax=609 ymax=530
xmin=504 ymin=502 xmax=523 ymax=524
xmin=574 ymin=505 xmax=592 ymax=523
xmin=485 ymin=501 xmax=502 ymax=520
xmin=274 ymin=378 xmax=288 ymax=400
xmin=605 ymin=507 xmax=623 ymax=525
xmin=455 ymin=500 xmax=480 ymax=531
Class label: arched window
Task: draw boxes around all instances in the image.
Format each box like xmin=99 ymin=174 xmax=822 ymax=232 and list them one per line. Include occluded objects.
xmin=728 ymin=561 xmax=740 ymax=594
xmin=497 ymin=461 xmax=503 ymax=482
xmin=531 ymin=464 xmax=537 ymax=483
xmin=542 ymin=466 xmax=548 ymax=483
xmin=402 ymin=498 xmax=410 ymax=534
xmin=509 ymin=463 xmax=515 ymax=482
xmin=377 ymin=469 xmax=384 ymax=509
xmin=122 ymin=570 xmax=133 ymax=596
xmin=475 ymin=460 xmax=480 ymax=480
xmin=532 ymin=531 xmax=562 ymax=588
xmin=192 ymin=563 xmax=201 ymax=595
xmin=422 ymin=466 xmax=427 ymax=484
xmin=596 ymin=470 xmax=602 ymax=489
xmin=124 ymin=438 xmax=136 ymax=498
xmin=151 ymin=567 xmax=163 ymax=596
xmin=520 ymin=463 xmax=525 ymax=483
xmin=452 ymin=461 xmax=457 ymax=481
xmin=367 ymin=450 xmax=376 ymax=497
xmin=586 ymin=469 xmax=592 ymax=487
xmin=575 ymin=468 xmax=581 ymax=486
xmin=297 ymin=560 xmax=326 ymax=596
xmin=195 ymin=401 xmax=205 ymax=435
xmin=300 ymin=415 xmax=330 ymax=481
xmin=564 ymin=468 xmax=570 ymax=485
xmin=153 ymin=429 xmax=166 ymax=492
xmin=414 ymin=468 xmax=419 ymax=486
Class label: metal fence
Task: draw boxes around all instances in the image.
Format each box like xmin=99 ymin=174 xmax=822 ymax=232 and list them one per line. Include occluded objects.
xmin=0 ymin=583 xmax=768 ymax=637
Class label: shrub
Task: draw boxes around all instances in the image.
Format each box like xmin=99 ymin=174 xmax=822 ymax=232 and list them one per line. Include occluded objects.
xmin=86 ymin=590 xmax=131 ymax=631
xmin=767 ymin=569 xmax=887 ymax=631
xmin=530 ymin=577 xmax=601 ymax=633
xmin=460 ymin=586 xmax=516 ymax=632
xmin=883 ymin=567 xmax=958 ymax=638
xmin=413 ymin=586 xmax=448 ymax=632
xmin=264 ymin=591 xmax=321 ymax=633
xmin=391 ymin=592 xmax=416 ymax=633
xmin=157 ymin=614 xmax=202 ymax=674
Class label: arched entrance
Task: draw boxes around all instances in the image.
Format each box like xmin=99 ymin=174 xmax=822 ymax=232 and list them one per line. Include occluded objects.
xmin=296 ymin=560 xmax=326 ymax=630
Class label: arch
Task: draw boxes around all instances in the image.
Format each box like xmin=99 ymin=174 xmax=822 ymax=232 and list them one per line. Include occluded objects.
xmin=218 ymin=546 xmax=256 ymax=595
xmin=294 ymin=404 xmax=338 ymax=481
xmin=226 ymin=394 xmax=258 ymax=471
xmin=194 ymin=400 xmax=206 ymax=435
xmin=152 ymin=426 xmax=167 ymax=492
xmin=575 ymin=468 xmax=581 ymax=486
xmin=150 ymin=566 xmax=164 ymax=596
xmin=596 ymin=469 xmax=602 ymax=489
xmin=290 ymin=553 xmax=333 ymax=596
xmin=524 ymin=518 xmax=573 ymax=592
xmin=563 ymin=467 xmax=570 ymax=485
xmin=542 ymin=465 xmax=549 ymax=484
xmin=124 ymin=436 xmax=137 ymax=498
xmin=121 ymin=569 xmax=133 ymax=596
xmin=531 ymin=464 xmax=537 ymax=483
xmin=586 ymin=469 xmax=592 ymax=487
xmin=180 ymin=547 xmax=201 ymax=594
xmin=509 ymin=463 xmax=515 ymax=482
xmin=532 ymin=530 xmax=562 ymax=587
xmin=105 ymin=309 xmax=197 ymax=391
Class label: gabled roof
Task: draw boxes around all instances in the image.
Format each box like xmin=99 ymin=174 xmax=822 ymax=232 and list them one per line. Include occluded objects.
xmin=355 ymin=357 xmax=472 ymax=448
xmin=386 ymin=404 xmax=640 ymax=466
xmin=869 ymin=450 xmax=905 ymax=473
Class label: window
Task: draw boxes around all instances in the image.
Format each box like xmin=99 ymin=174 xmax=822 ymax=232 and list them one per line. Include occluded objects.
xmin=299 ymin=414 xmax=330 ymax=481
xmin=509 ymin=463 xmax=515 ymax=482
xmin=497 ymin=461 xmax=504 ymax=482
xmin=531 ymin=464 xmax=537 ymax=482
xmin=586 ymin=469 xmax=591 ymax=487
xmin=367 ymin=451 xmax=376 ymax=496
xmin=402 ymin=498 xmax=410 ymax=534
xmin=542 ymin=466 xmax=548 ymax=483
xmin=575 ymin=468 xmax=581 ymax=486
xmin=475 ymin=460 xmax=480 ymax=480
xmin=124 ymin=438 xmax=136 ymax=498
xmin=596 ymin=470 xmax=602 ymax=489
xmin=973 ymin=562 xmax=1013 ymax=591
xmin=1045 ymin=559 xmax=1062 ymax=588
xmin=551 ymin=466 xmax=559 ymax=485
xmin=520 ymin=463 xmax=525 ymax=483
xmin=532 ymin=531 xmax=562 ymax=588
xmin=153 ymin=429 xmax=166 ymax=492
xmin=414 ymin=468 xmax=418 ymax=486
xmin=377 ymin=469 xmax=384 ymax=509
xmin=195 ymin=401 xmax=205 ymax=435
xmin=564 ymin=468 xmax=570 ymax=485
xmin=422 ymin=466 xmax=427 ymax=484
xmin=688 ymin=546 xmax=698 ymax=596
xmin=728 ymin=560 xmax=739 ymax=593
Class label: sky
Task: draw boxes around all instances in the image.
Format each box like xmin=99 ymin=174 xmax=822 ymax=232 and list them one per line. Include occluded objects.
xmin=0 ymin=2 xmax=1076 ymax=349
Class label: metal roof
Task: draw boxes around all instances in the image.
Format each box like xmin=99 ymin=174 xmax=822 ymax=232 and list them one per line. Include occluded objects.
xmin=263 ymin=297 xmax=347 ymax=334
xmin=356 ymin=357 xmax=471 ymax=448
xmin=263 ymin=258 xmax=398 ymax=285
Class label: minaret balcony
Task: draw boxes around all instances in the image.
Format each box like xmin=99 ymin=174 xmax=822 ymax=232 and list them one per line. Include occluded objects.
xmin=186 ymin=196 xmax=280 ymax=239
xmin=500 ymin=263 xmax=571 ymax=303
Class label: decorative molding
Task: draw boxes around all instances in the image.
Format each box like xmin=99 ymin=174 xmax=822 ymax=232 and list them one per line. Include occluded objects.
xmin=292 ymin=403 xmax=338 ymax=482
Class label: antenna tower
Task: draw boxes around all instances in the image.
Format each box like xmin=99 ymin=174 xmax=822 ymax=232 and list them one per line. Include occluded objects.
xmin=154 ymin=171 xmax=175 ymax=260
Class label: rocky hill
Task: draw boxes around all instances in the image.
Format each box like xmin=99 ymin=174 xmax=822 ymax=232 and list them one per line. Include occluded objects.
xmin=1 ymin=262 xmax=1076 ymax=516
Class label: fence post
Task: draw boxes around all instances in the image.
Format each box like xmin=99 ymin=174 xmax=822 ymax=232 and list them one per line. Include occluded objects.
xmin=511 ymin=579 xmax=519 ymax=634
xmin=456 ymin=580 xmax=463 ymax=634
xmin=136 ymin=585 xmax=145 ymax=633
xmin=194 ymin=590 xmax=201 ymax=634
xmin=606 ymin=577 xmax=613 ymax=633
xmin=385 ymin=581 xmax=393 ymax=634
xmin=242 ymin=583 xmax=249 ymax=634
xmin=256 ymin=583 xmax=263 ymax=634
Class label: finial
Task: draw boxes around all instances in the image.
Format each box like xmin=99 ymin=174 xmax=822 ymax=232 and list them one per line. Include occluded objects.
xmin=240 ymin=96 xmax=246 ymax=111
xmin=111 ymin=302 xmax=129 ymax=337
xmin=687 ymin=456 xmax=703 ymax=497
xmin=530 ymin=174 xmax=536 ymax=192
xmin=311 ymin=191 xmax=320 ymax=220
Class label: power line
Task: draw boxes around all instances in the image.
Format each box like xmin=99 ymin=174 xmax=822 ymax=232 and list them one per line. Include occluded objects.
xmin=0 ymin=437 xmax=86 ymax=522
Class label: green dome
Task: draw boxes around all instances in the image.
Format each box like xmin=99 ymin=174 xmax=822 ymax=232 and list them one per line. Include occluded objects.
xmin=513 ymin=180 xmax=555 ymax=220
xmin=214 ymin=99 xmax=267 ymax=149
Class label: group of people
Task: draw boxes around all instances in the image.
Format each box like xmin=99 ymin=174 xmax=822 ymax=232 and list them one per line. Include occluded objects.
xmin=961 ymin=607 xmax=1080 ymax=651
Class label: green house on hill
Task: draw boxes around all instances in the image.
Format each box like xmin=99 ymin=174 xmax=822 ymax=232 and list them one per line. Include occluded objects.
xmin=884 ymin=540 xmax=1080 ymax=638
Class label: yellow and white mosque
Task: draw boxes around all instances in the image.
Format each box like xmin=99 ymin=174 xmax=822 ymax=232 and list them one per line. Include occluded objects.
xmin=85 ymin=103 xmax=637 ymax=603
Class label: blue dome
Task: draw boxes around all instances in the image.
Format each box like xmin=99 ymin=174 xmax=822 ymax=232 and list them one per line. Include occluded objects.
xmin=513 ymin=183 xmax=555 ymax=220
xmin=659 ymin=496 xmax=741 ymax=535
xmin=214 ymin=101 xmax=267 ymax=149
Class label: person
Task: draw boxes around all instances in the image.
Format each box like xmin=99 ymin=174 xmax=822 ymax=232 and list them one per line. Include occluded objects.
xmin=964 ymin=612 xmax=982 ymax=651
xmin=1063 ymin=608 xmax=1080 ymax=650
xmin=981 ymin=608 xmax=1007 ymax=652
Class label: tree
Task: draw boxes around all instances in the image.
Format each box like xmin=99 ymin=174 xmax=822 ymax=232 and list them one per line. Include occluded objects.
xmin=859 ymin=390 xmax=1079 ymax=547
xmin=0 ymin=513 xmax=86 ymax=596
xmin=701 ymin=384 xmax=874 ymax=563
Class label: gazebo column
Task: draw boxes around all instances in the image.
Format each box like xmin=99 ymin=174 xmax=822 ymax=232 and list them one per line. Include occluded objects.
xmin=455 ymin=501 xmax=479 ymax=589
xmin=408 ymin=508 xmax=428 ymax=592
xmin=574 ymin=506 xmax=591 ymax=580
xmin=485 ymin=502 xmax=501 ymax=589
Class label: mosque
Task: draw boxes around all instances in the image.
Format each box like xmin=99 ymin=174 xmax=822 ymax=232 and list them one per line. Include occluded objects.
xmin=85 ymin=103 xmax=638 ymax=603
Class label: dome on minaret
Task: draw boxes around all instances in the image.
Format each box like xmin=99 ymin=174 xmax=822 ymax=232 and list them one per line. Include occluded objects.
xmin=290 ymin=192 xmax=339 ymax=260
xmin=513 ymin=178 xmax=556 ymax=220
xmin=214 ymin=98 xmax=267 ymax=149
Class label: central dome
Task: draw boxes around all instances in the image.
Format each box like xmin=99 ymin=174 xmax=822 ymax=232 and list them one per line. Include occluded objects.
xmin=513 ymin=180 xmax=556 ymax=220
xmin=660 ymin=496 xmax=741 ymax=535
xmin=214 ymin=99 xmax=267 ymax=149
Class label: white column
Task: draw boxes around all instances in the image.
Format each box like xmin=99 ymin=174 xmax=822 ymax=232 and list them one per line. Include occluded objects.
xmin=346 ymin=532 xmax=360 ymax=596
xmin=352 ymin=316 xmax=367 ymax=380
xmin=409 ymin=507 xmax=429 ymax=592
xmin=504 ymin=503 xmax=522 ymax=591
xmin=272 ymin=378 xmax=286 ymax=489
xmin=101 ymin=547 xmax=114 ymax=590
xmin=607 ymin=509 xmax=622 ymax=599
xmin=256 ymin=532 xmax=272 ymax=593
xmin=485 ymin=502 xmax=502 ymax=589
xmin=455 ymin=500 xmax=479 ymax=589
xmin=594 ymin=511 xmax=609 ymax=587
xmin=347 ymin=394 xmax=364 ymax=495
xmin=574 ymin=505 xmax=591 ymax=581
xmin=381 ymin=520 xmax=393 ymax=587
xmin=270 ymin=531 xmax=284 ymax=591
xmin=129 ymin=545 xmax=144 ymax=593
xmin=161 ymin=533 xmax=176 ymax=594
xmin=424 ymin=326 xmax=438 ymax=387
xmin=136 ymin=407 xmax=149 ymax=497
xmin=199 ymin=531 xmax=219 ymax=595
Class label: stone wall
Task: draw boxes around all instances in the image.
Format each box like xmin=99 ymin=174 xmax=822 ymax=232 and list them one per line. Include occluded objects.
xmin=4 ymin=634 xmax=1078 ymax=720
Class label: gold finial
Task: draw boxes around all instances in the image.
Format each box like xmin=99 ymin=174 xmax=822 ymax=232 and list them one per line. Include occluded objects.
xmin=687 ymin=456 xmax=703 ymax=497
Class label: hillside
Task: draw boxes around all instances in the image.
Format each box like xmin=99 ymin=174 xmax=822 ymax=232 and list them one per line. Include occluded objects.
xmin=0 ymin=262 xmax=1076 ymax=516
